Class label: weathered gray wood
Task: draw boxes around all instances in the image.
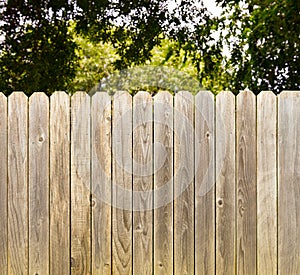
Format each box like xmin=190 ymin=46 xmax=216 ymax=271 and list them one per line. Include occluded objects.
xmin=0 ymin=93 xmax=7 ymax=274
xmin=91 ymin=92 xmax=112 ymax=274
xmin=257 ymin=91 xmax=277 ymax=275
xmin=71 ymin=92 xmax=91 ymax=274
xmin=29 ymin=93 xmax=50 ymax=274
xmin=174 ymin=91 xmax=194 ymax=275
xmin=50 ymin=92 xmax=70 ymax=274
xmin=154 ymin=91 xmax=173 ymax=275
xmin=278 ymin=91 xmax=300 ymax=274
xmin=8 ymin=92 xmax=28 ymax=274
xmin=236 ymin=90 xmax=257 ymax=275
xmin=132 ymin=91 xmax=153 ymax=274
xmin=216 ymin=91 xmax=235 ymax=275
xmin=195 ymin=91 xmax=215 ymax=274
xmin=112 ymin=91 xmax=132 ymax=274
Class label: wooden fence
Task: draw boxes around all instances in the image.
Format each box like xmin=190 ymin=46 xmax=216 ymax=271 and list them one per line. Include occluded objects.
xmin=0 ymin=90 xmax=299 ymax=274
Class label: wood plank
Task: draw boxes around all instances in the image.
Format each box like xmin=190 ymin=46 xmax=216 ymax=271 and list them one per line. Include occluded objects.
xmin=91 ymin=92 xmax=112 ymax=274
xmin=29 ymin=93 xmax=50 ymax=274
xmin=50 ymin=92 xmax=70 ymax=274
xmin=0 ymin=93 xmax=7 ymax=274
xmin=215 ymin=91 xmax=235 ymax=275
xmin=257 ymin=91 xmax=277 ymax=275
xmin=133 ymin=91 xmax=153 ymax=274
xmin=278 ymin=91 xmax=300 ymax=274
xmin=8 ymin=92 xmax=28 ymax=274
xmin=195 ymin=91 xmax=215 ymax=274
xmin=153 ymin=91 xmax=173 ymax=274
xmin=71 ymin=92 xmax=91 ymax=274
xmin=112 ymin=91 xmax=132 ymax=274
xmin=174 ymin=91 xmax=194 ymax=275
xmin=236 ymin=90 xmax=257 ymax=275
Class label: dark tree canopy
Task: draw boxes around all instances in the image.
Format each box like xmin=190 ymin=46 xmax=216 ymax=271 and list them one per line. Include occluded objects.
xmin=0 ymin=0 xmax=77 ymax=94
xmin=215 ymin=0 xmax=300 ymax=94
xmin=0 ymin=0 xmax=299 ymax=95
xmin=0 ymin=0 xmax=211 ymax=94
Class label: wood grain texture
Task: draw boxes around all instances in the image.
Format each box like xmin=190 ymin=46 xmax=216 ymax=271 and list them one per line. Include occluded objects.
xmin=91 ymin=92 xmax=112 ymax=274
xmin=174 ymin=91 xmax=194 ymax=275
xmin=132 ymin=92 xmax=153 ymax=274
xmin=278 ymin=91 xmax=300 ymax=274
xmin=257 ymin=91 xmax=277 ymax=275
xmin=29 ymin=93 xmax=50 ymax=274
xmin=0 ymin=93 xmax=7 ymax=275
xmin=154 ymin=91 xmax=173 ymax=275
xmin=112 ymin=91 xmax=132 ymax=275
xmin=216 ymin=92 xmax=235 ymax=275
xmin=71 ymin=92 xmax=91 ymax=274
xmin=50 ymin=92 xmax=70 ymax=274
xmin=8 ymin=92 xmax=28 ymax=274
xmin=236 ymin=90 xmax=257 ymax=275
xmin=195 ymin=91 xmax=215 ymax=275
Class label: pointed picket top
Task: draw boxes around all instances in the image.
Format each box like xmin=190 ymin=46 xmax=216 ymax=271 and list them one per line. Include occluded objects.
xmin=50 ymin=91 xmax=70 ymax=101
xmin=196 ymin=90 xmax=215 ymax=99
xmin=92 ymin=91 xmax=111 ymax=101
xmin=216 ymin=90 xmax=235 ymax=100
xmin=195 ymin=90 xmax=214 ymax=107
xmin=71 ymin=91 xmax=89 ymax=100
xmin=153 ymin=90 xmax=173 ymax=99
xmin=278 ymin=90 xmax=300 ymax=99
xmin=0 ymin=92 xmax=7 ymax=100
xmin=29 ymin=92 xmax=49 ymax=103
xmin=133 ymin=91 xmax=152 ymax=105
xmin=175 ymin=90 xmax=194 ymax=104
xmin=8 ymin=91 xmax=28 ymax=100
xmin=237 ymin=88 xmax=255 ymax=98
xmin=257 ymin=91 xmax=276 ymax=102
xmin=113 ymin=90 xmax=132 ymax=102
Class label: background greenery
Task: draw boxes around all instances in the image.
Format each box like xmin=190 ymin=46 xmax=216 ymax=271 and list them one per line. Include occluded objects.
xmin=0 ymin=0 xmax=299 ymax=95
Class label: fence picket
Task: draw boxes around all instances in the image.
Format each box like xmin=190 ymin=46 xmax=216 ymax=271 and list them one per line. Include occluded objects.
xmin=50 ymin=92 xmax=71 ymax=274
xmin=278 ymin=91 xmax=300 ymax=274
xmin=8 ymin=92 xmax=28 ymax=274
xmin=195 ymin=91 xmax=215 ymax=274
xmin=154 ymin=91 xmax=173 ymax=274
xmin=0 ymin=93 xmax=7 ymax=274
xmin=216 ymin=92 xmax=235 ymax=275
xmin=132 ymin=91 xmax=153 ymax=274
xmin=71 ymin=92 xmax=91 ymax=274
xmin=112 ymin=91 xmax=132 ymax=274
xmin=29 ymin=93 xmax=50 ymax=274
xmin=257 ymin=91 xmax=277 ymax=275
xmin=236 ymin=90 xmax=257 ymax=275
xmin=91 ymin=92 xmax=112 ymax=274
xmin=174 ymin=91 xmax=194 ymax=275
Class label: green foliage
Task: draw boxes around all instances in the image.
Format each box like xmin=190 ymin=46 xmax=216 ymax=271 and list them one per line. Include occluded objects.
xmin=67 ymin=27 xmax=118 ymax=93
xmin=0 ymin=1 xmax=77 ymax=95
xmin=4 ymin=0 xmax=297 ymax=95
xmin=69 ymin=36 xmax=201 ymax=95
xmin=0 ymin=0 xmax=211 ymax=95
xmin=214 ymin=0 xmax=300 ymax=94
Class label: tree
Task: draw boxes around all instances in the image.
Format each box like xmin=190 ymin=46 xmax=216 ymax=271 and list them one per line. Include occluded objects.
xmin=67 ymin=26 xmax=118 ymax=93
xmin=69 ymin=34 xmax=201 ymax=95
xmin=0 ymin=1 xmax=77 ymax=95
xmin=0 ymin=0 xmax=213 ymax=95
xmin=213 ymin=0 xmax=300 ymax=94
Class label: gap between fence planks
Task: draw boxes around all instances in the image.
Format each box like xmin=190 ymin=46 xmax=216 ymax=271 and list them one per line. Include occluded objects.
xmin=0 ymin=90 xmax=299 ymax=275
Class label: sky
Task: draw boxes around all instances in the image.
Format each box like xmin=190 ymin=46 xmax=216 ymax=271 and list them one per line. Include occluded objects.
xmin=203 ymin=0 xmax=223 ymax=16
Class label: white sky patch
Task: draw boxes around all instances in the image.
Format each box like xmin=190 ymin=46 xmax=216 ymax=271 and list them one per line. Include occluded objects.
xmin=202 ymin=0 xmax=222 ymax=17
